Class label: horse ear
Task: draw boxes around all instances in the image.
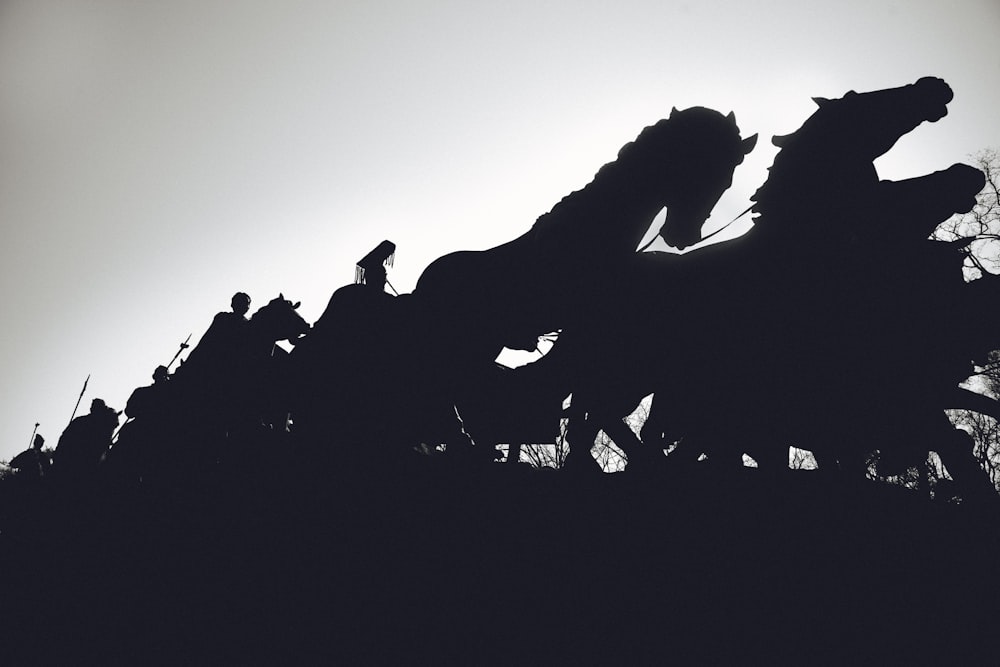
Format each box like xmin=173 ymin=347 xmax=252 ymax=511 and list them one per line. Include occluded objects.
xmin=726 ymin=111 xmax=736 ymax=123
xmin=278 ymin=292 xmax=284 ymax=300
xmin=742 ymin=133 xmax=758 ymax=154
xmin=811 ymin=96 xmax=830 ymax=107
xmin=772 ymin=133 xmax=790 ymax=148
xmin=293 ymin=301 xmax=301 ymax=309
xmin=670 ymin=106 xmax=679 ymax=118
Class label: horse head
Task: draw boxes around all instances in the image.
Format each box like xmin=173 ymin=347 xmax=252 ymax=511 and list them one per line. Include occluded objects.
xmin=620 ymin=107 xmax=756 ymax=250
xmin=250 ymin=293 xmax=311 ymax=346
xmin=752 ymin=78 xmax=961 ymax=231
xmin=618 ymin=107 xmax=757 ymax=249
xmin=786 ymin=77 xmax=952 ymax=164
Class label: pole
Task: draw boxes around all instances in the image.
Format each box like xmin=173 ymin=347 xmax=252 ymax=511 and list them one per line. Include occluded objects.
xmin=167 ymin=333 xmax=192 ymax=370
xmin=637 ymin=203 xmax=754 ymax=253
xmin=28 ymin=422 xmax=39 ymax=449
xmin=68 ymin=374 xmax=90 ymax=426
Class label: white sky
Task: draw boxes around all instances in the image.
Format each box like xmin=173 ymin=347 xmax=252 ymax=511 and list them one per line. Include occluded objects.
xmin=1 ymin=0 xmax=998 ymax=461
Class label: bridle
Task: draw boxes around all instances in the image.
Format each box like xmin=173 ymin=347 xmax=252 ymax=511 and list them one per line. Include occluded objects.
xmin=636 ymin=203 xmax=755 ymax=253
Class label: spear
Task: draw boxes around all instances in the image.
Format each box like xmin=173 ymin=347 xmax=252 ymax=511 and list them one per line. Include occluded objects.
xmin=68 ymin=374 xmax=90 ymax=426
xmin=111 ymin=416 xmax=130 ymax=444
xmin=28 ymin=422 xmax=39 ymax=449
xmin=166 ymin=333 xmax=192 ymax=370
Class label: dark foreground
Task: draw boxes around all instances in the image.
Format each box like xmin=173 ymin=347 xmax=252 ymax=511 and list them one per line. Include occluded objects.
xmin=2 ymin=459 xmax=998 ymax=665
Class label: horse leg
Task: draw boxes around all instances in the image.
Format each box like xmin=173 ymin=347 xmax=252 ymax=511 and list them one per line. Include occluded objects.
xmin=562 ymin=401 xmax=604 ymax=475
xmin=745 ymin=442 xmax=790 ymax=471
xmin=936 ymin=427 xmax=998 ymax=506
xmin=640 ymin=394 xmax=676 ymax=456
xmin=598 ymin=416 xmax=657 ymax=472
xmin=505 ymin=442 xmax=522 ymax=465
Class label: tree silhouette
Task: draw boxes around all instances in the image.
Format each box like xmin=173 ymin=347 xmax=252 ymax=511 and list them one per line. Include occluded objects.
xmin=925 ymin=149 xmax=1000 ymax=493
xmin=932 ymin=149 xmax=1000 ymax=279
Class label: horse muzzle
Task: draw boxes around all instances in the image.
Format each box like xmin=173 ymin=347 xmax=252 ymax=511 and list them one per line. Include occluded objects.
xmin=660 ymin=209 xmax=708 ymax=251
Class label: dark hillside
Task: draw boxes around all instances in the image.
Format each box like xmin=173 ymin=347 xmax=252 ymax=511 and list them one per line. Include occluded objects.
xmin=2 ymin=460 xmax=997 ymax=665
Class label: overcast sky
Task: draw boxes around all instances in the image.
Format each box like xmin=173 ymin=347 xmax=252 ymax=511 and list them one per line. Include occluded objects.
xmin=1 ymin=0 xmax=998 ymax=461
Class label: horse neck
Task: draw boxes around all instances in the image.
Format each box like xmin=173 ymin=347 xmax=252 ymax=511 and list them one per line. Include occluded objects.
xmin=752 ymin=130 xmax=880 ymax=237
xmin=247 ymin=316 xmax=282 ymax=358
xmin=529 ymin=160 xmax=663 ymax=262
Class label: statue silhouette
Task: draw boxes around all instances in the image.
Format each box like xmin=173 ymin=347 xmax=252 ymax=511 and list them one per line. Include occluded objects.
xmin=9 ymin=433 xmax=50 ymax=480
xmin=291 ymin=244 xmax=478 ymax=466
xmin=401 ymin=108 xmax=756 ymax=464
xmin=181 ymin=292 xmax=253 ymax=379
xmin=5 ymin=80 xmax=1000 ymax=667
xmin=716 ymin=77 xmax=987 ymax=482
xmin=290 ymin=112 xmax=755 ymax=465
xmin=291 ymin=250 xmax=398 ymax=452
xmin=514 ymin=78 xmax=994 ymax=496
xmin=104 ymin=365 xmax=177 ymax=485
xmin=414 ymin=108 xmax=756 ymax=354
xmin=451 ymin=359 xmax=568 ymax=465
xmin=53 ymin=398 xmax=119 ymax=479
xmin=163 ymin=293 xmax=309 ymax=476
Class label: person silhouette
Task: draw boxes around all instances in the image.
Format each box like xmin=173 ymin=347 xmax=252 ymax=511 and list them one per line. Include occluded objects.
xmin=53 ymin=398 xmax=119 ymax=478
xmin=167 ymin=292 xmax=257 ymax=462
xmin=177 ymin=292 xmax=257 ymax=427
xmin=124 ymin=365 xmax=173 ymax=420
xmin=299 ymin=261 xmax=396 ymax=445
xmin=359 ymin=262 xmax=484 ymax=461
xmin=9 ymin=433 xmax=50 ymax=480
xmin=107 ymin=365 xmax=178 ymax=481
xmin=183 ymin=292 xmax=252 ymax=371
xmin=364 ymin=264 xmax=387 ymax=293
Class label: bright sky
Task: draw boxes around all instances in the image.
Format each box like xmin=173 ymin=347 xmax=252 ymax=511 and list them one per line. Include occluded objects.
xmin=1 ymin=0 xmax=998 ymax=461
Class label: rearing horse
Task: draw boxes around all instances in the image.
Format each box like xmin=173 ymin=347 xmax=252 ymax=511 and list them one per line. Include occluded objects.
xmin=542 ymin=78 xmax=995 ymax=498
xmin=409 ymin=108 xmax=756 ymax=453
xmin=289 ymin=109 xmax=755 ymax=460
xmin=414 ymin=107 xmax=756 ymax=357
xmin=176 ymin=294 xmax=310 ymax=442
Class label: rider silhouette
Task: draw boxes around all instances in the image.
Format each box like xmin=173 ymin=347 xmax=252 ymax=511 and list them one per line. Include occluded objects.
xmin=9 ymin=434 xmax=50 ymax=480
xmin=53 ymin=398 xmax=119 ymax=477
xmin=124 ymin=365 xmax=173 ymax=421
xmin=182 ymin=292 xmax=253 ymax=378
xmin=294 ymin=243 xmax=474 ymax=459
xmin=108 ymin=365 xmax=179 ymax=484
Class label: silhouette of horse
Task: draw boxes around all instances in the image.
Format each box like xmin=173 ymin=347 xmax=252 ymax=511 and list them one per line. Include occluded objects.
xmin=667 ymin=78 xmax=990 ymax=482
xmin=404 ymin=108 xmax=756 ymax=457
xmin=285 ymin=109 xmax=756 ymax=462
xmin=413 ymin=107 xmax=756 ymax=360
xmin=289 ymin=280 xmax=409 ymax=453
xmin=162 ymin=294 xmax=310 ymax=469
xmin=532 ymin=78 xmax=997 ymax=498
xmin=242 ymin=294 xmax=311 ymax=431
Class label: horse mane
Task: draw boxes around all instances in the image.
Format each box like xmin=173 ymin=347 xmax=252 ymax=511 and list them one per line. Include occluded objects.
xmin=251 ymin=294 xmax=298 ymax=319
xmin=530 ymin=107 xmax=745 ymax=245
